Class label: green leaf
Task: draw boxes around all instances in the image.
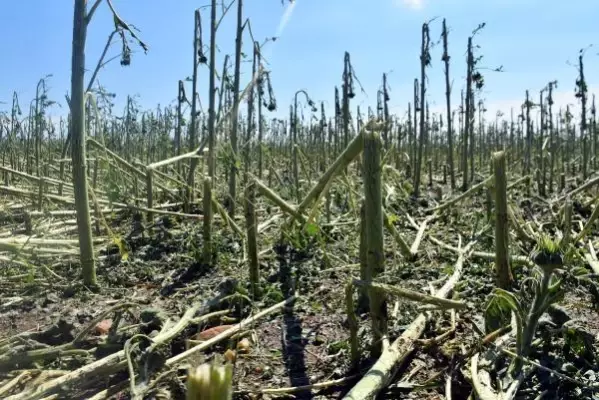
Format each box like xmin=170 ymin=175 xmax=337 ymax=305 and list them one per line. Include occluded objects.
xmin=270 ymin=349 xmax=282 ymax=357
xmin=494 ymin=288 xmax=525 ymax=319
xmin=564 ymin=328 xmax=589 ymax=356
xmin=484 ymin=295 xmax=512 ymax=334
xmin=327 ymin=340 xmax=349 ymax=354
xmin=442 ymin=264 xmax=454 ymax=275
xmin=113 ymin=237 xmax=129 ymax=261
xmin=570 ymin=266 xmax=588 ymax=276
xmin=548 ymin=278 xmax=563 ymax=293
xmin=304 ymin=222 xmax=319 ymax=237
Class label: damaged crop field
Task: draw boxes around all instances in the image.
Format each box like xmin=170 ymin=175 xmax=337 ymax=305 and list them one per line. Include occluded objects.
xmin=1 ymin=1 xmax=599 ymax=399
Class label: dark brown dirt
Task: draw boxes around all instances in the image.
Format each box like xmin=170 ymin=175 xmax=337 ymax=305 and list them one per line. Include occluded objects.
xmin=1 ymin=181 xmax=599 ymax=399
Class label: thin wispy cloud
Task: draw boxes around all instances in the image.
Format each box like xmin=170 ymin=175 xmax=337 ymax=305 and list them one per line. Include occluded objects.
xmin=262 ymin=1 xmax=297 ymax=63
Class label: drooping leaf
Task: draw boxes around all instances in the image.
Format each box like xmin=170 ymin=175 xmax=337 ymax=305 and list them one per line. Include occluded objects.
xmin=484 ymin=294 xmax=512 ymax=334
xmin=493 ymin=288 xmax=525 ymax=319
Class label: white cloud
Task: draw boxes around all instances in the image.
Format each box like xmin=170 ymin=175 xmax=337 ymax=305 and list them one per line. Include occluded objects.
xmin=396 ymin=0 xmax=424 ymax=10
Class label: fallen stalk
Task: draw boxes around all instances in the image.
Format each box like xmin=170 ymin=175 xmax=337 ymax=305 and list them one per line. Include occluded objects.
xmin=352 ymin=280 xmax=467 ymax=310
xmin=244 ymin=374 xmax=361 ymax=395
xmin=165 ymin=296 xmax=296 ymax=366
xmin=7 ymin=302 xmax=217 ymax=399
xmin=343 ymin=241 xmax=475 ymax=399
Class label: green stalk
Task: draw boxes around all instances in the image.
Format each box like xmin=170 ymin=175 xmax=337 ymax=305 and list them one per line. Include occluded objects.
xmin=70 ymin=0 xmax=96 ymax=287
xmin=363 ymin=129 xmax=386 ymax=357
xmin=203 ymin=177 xmax=213 ymax=266
xmin=493 ymin=151 xmax=512 ymax=289
xmin=245 ymin=181 xmax=259 ymax=298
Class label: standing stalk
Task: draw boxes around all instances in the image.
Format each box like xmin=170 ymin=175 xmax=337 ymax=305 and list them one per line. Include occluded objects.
xmin=548 ymin=82 xmax=556 ymax=193
xmin=414 ymin=23 xmax=429 ymax=198
xmin=539 ymin=89 xmax=546 ymax=197
xmin=201 ymin=0 xmax=218 ymax=265
xmin=176 ymin=80 xmax=185 ymax=178
xmin=442 ymin=18 xmax=455 ymax=190
xmin=184 ymin=10 xmax=202 ymax=211
xmin=413 ymin=80 xmax=418 ymax=176
xmin=257 ymin=53 xmax=264 ymax=180
xmin=461 ymin=37 xmax=473 ymax=192
xmin=494 ymin=151 xmax=513 ymax=288
xmin=577 ymin=53 xmax=588 ymax=180
xmin=245 ymin=181 xmax=259 ymax=297
xmin=227 ymin=0 xmax=243 ymax=216
xmin=382 ymin=74 xmax=390 ymax=151
xmin=70 ymin=0 xmax=96 ymax=287
xmin=525 ymin=90 xmax=532 ymax=178
xmin=363 ymin=129 xmax=386 ymax=357
xmin=244 ymin=42 xmax=258 ymax=179
xmin=342 ymin=52 xmax=353 ymax=149
xmin=592 ymin=95 xmax=597 ymax=171
xmin=202 ymin=178 xmax=213 ymax=265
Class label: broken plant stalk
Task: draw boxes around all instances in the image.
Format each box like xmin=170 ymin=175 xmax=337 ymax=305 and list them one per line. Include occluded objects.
xmin=363 ymin=128 xmax=386 ymax=357
xmin=343 ymin=240 xmax=476 ymax=399
xmin=494 ymin=151 xmax=513 ymax=289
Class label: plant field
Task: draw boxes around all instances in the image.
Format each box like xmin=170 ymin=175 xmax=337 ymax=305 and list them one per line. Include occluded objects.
xmin=1 ymin=1 xmax=598 ymax=399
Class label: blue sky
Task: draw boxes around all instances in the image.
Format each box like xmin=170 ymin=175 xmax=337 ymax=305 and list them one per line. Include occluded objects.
xmin=1 ymin=0 xmax=598 ymax=122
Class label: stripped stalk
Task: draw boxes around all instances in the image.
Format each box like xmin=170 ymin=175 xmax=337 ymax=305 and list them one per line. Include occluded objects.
xmin=442 ymin=18 xmax=456 ymax=190
xmin=562 ymin=195 xmax=572 ymax=247
xmin=493 ymin=151 xmax=513 ymax=289
xmin=413 ymin=23 xmax=430 ymax=198
xmin=363 ymin=128 xmax=386 ymax=357
xmin=70 ymin=0 xmax=96 ymax=287
xmin=245 ymin=181 xmax=259 ymax=297
xmin=345 ymin=282 xmax=359 ymax=366
xmin=203 ymin=177 xmax=213 ymax=266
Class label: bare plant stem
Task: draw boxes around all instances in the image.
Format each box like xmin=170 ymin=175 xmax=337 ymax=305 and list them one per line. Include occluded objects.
xmin=462 ymin=37 xmax=473 ymax=192
xmin=413 ymin=23 xmax=429 ymax=198
xmin=184 ymin=10 xmax=201 ymax=211
xmin=442 ymin=18 xmax=455 ymax=190
xmin=245 ymin=181 xmax=259 ymax=297
xmin=363 ymin=128 xmax=386 ymax=357
xmin=493 ymin=151 xmax=513 ymax=288
xmin=202 ymin=177 xmax=213 ymax=265
xmin=70 ymin=0 xmax=96 ymax=287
